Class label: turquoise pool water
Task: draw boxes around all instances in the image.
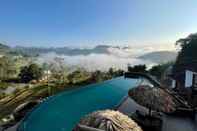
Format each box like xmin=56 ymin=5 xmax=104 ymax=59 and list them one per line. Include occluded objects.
xmin=18 ymin=77 xmax=139 ymax=131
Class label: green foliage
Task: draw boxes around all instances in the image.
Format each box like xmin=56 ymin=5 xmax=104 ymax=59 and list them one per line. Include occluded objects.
xmin=91 ymin=70 xmax=103 ymax=82
xmin=174 ymin=33 xmax=197 ymax=73
xmin=0 ymin=82 xmax=9 ymax=90
xmin=67 ymin=69 xmax=90 ymax=84
xmin=0 ymin=92 xmax=6 ymax=99
xmin=0 ymin=56 xmax=16 ymax=80
xmin=0 ymin=43 xmax=10 ymax=53
xmin=90 ymin=68 xmax=123 ymax=83
xmin=107 ymin=68 xmax=124 ymax=78
xmin=0 ymin=43 xmax=9 ymax=49
xmin=149 ymin=62 xmax=173 ymax=80
xmin=19 ymin=63 xmax=43 ymax=83
xmin=128 ymin=64 xmax=147 ymax=73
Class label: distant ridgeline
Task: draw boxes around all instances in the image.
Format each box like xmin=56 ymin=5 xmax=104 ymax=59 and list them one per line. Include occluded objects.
xmin=0 ymin=44 xmax=128 ymax=57
xmin=13 ymin=45 xmax=114 ymax=57
xmin=0 ymin=43 xmax=27 ymax=56
xmin=0 ymin=43 xmax=10 ymax=54
xmin=138 ymin=51 xmax=177 ymax=64
xmin=0 ymin=44 xmax=178 ymax=64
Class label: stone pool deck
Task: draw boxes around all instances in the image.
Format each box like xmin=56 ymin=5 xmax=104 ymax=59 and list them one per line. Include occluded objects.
xmin=118 ymin=97 xmax=197 ymax=131
xmin=3 ymin=122 xmax=20 ymax=131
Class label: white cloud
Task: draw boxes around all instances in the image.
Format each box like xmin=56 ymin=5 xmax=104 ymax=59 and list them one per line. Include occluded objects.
xmin=36 ymin=43 xmax=175 ymax=71
xmin=37 ymin=52 xmax=155 ymax=71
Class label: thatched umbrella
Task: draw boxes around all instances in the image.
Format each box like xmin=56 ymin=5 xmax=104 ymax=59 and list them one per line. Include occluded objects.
xmin=73 ymin=110 xmax=142 ymax=131
xmin=128 ymin=85 xmax=177 ymax=115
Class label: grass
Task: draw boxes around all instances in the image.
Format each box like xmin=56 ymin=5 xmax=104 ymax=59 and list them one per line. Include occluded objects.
xmin=0 ymin=82 xmax=10 ymax=90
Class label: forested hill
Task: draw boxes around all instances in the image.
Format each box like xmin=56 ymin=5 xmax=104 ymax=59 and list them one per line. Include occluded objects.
xmin=138 ymin=51 xmax=177 ymax=64
xmin=13 ymin=45 xmax=113 ymax=56
xmin=0 ymin=43 xmax=178 ymax=65
xmin=0 ymin=43 xmax=11 ymax=54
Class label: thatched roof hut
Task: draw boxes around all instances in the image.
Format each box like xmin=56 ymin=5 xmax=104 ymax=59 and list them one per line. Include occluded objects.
xmin=73 ymin=110 xmax=142 ymax=131
xmin=128 ymin=85 xmax=177 ymax=114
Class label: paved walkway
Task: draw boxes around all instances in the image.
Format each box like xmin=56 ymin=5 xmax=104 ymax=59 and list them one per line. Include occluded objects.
xmin=1 ymin=122 xmax=20 ymax=131
xmin=118 ymin=97 xmax=197 ymax=131
xmin=162 ymin=115 xmax=197 ymax=131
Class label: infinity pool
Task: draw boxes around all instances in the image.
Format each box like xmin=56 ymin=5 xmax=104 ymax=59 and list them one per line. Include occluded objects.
xmin=18 ymin=77 xmax=139 ymax=131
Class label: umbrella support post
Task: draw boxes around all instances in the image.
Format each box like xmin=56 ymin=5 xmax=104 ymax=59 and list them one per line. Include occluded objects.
xmin=149 ymin=108 xmax=152 ymax=116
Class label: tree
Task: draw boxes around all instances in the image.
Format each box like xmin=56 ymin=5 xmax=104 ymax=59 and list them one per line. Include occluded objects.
xmin=0 ymin=56 xmax=16 ymax=80
xmin=173 ymin=33 xmax=197 ymax=73
xmin=107 ymin=68 xmax=124 ymax=78
xmin=19 ymin=63 xmax=43 ymax=83
xmin=0 ymin=57 xmax=6 ymax=80
xmin=91 ymin=70 xmax=102 ymax=82
xmin=128 ymin=64 xmax=147 ymax=73
xmin=67 ymin=70 xmax=83 ymax=84
xmin=108 ymin=67 xmax=114 ymax=76
xmin=149 ymin=65 xmax=163 ymax=80
xmin=54 ymin=57 xmax=68 ymax=82
xmin=149 ymin=62 xmax=173 ymax=80
xmin=0 ymin=43 xmax=10 ymax=53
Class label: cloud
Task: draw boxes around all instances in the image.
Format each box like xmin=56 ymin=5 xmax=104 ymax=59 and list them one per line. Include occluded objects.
xmin=37 ymin=52 xmax=155 ymax=71
xmin=36 ymin=43 xmax=175 ymax=71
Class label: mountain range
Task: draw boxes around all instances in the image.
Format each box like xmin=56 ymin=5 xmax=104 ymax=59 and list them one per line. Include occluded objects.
xmin=138 ymin=51 xmax=177 ymax=63
xmin=13 ymin=45 xmax=122 ymax=56
xmin=0 ymin=43 xmax=177 ymax=64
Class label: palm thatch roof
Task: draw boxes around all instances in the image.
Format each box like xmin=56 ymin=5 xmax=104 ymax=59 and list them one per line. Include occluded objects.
xmin=74 ymin=110 xmax=142 ymax=131
xmin=128 ymin=85 xmax=177 ymax=113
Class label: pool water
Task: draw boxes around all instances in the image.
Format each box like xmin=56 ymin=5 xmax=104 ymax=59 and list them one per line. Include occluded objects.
xmin=18 ymin=77 xmax=139 ymax=131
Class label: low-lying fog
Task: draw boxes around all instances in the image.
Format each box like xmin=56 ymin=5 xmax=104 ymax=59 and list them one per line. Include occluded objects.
xmin=36 ymin=45 xmax=165 ymax=71
xmin=36 ymin=44 xmax=176 ymax=71
xmin=37 ymin=52 xmax=155 ymax=71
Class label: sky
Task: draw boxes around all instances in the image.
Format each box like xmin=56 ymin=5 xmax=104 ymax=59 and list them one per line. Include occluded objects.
xmin=0 ymin=0 xmax=197 ymax=48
